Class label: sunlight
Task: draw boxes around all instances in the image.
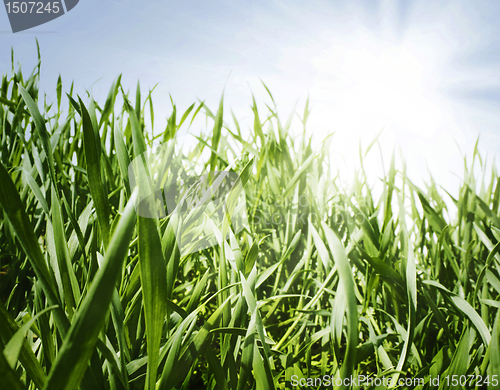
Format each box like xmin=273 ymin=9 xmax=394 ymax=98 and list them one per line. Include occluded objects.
xmin=339 ymin=45 xmax=426 ymax=134
xmin=311 ymin=38 xmax=445 ymax=135
xmin=308 ymin=36 xmax=465 ymax=190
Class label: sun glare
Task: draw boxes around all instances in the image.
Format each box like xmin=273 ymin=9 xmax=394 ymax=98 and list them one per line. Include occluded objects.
xmin=308 ymin=37 xmax=463 ymax=190
xmin=339 ymin=46 xmax=426 ymax=133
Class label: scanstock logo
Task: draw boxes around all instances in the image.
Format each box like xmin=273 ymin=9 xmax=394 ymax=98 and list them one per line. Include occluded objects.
xmin=128 ymin=137 xmax=249 ymax=257
xmin=3 ymin=1 xmax=78 ymax=33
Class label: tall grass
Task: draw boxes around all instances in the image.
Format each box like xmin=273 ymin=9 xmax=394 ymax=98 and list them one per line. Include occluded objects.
xmin=1 ymin=50 xmax=499 ymax=390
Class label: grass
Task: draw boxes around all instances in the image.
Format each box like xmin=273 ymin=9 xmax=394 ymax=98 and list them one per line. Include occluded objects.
xmin=0 ymin=49 xmax=499 ymax=390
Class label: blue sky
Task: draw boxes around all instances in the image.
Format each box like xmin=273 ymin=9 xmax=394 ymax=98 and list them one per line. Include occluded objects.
xmin=2 ymin=0 xmax=500 ymax=190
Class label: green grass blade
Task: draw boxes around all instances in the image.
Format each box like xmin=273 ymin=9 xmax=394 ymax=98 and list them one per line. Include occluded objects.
xmin=488 ymin=312 xmax=500 ymax=389
xmin=51 ymin=185 xmax=77 ymax=316
xmin=0 ymin=301 xmax=47 ymax=389
xmin=423 ymin=280 xmax=491 ymax=346
xmin=0 ymin=162 xmax=69 ymax=336
xmin=3 ymin=305 xmax=57 ymax=368
xmin=126 ymin=95 xmax=168 ymax=390
xmin=0 ymin=350 xmax=24 ymax=390
xmin=78 ymin=96 xmax=111 ymax=248
xmin=321 ymin=221 xmax=358 ymax=389
xmin=21 ymin=168 xmax=49 ymax=215
xmin=113 ymin=124 xmax=131 ymax=196
xmin=391 ymin=234 xmax=417 ymax=386
xmin=137 ymin=214 xmax=168 ymax=390
xmin=18 ymin=86 xmax=57 ymax=189
xmin=43 ymin=190 xmax=137 ymax=390
xmin=160 ymin=295 xmax=232 ymax=390
xmin=209 ymin=93 xmax=224 ymax=172
xmin=236 ymin=310 xmax=256 ymax=390
xmin=440 ymin=329 xmax=471 ymax=390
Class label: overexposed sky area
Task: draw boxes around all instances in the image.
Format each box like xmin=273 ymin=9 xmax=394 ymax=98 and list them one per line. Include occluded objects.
xmin=1 ymin=0 xmax=500 ymax=192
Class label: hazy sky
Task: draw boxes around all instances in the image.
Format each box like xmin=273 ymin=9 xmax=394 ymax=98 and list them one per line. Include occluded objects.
xmin=2 ymin=0 xmax=500 ymax=191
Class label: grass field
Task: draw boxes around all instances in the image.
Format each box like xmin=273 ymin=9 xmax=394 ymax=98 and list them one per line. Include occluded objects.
xmin=1 ymin=51 xmax=499 ymax=390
